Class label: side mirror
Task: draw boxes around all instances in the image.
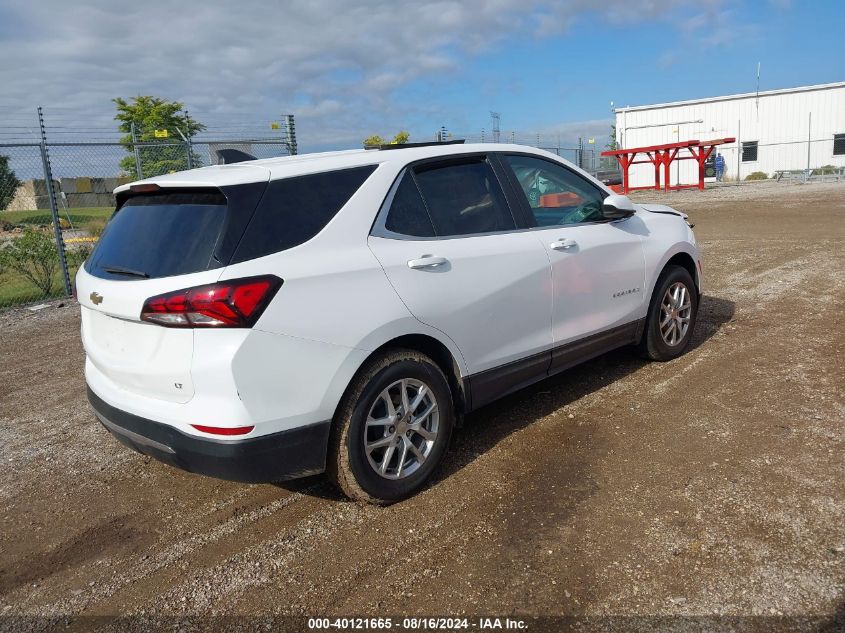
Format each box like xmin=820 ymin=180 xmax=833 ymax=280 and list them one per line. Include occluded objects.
xmin=602 ymin=194 xmax=636 ymax=220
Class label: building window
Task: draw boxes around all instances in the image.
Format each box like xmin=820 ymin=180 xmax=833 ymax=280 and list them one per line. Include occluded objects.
xmin=834 ymin=134 xmax=845 ymax=156
xmin=742 ymin=141 xmax=758 ymax=162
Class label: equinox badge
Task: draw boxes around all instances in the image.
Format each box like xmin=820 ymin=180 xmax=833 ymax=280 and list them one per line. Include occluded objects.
xmin=90 ymin=292 xmax=103 ymax=305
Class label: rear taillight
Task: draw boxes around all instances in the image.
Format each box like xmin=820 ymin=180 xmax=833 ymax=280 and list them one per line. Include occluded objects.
xmin=141 ymin=275 xmax=282 ymax=328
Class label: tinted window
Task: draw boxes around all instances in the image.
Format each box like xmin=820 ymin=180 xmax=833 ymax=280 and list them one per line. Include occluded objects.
xmin=232 ymin=165 xmax=376 ymax=263
xmin=742 ymin=141 xmax=758 ymax=162
xmin=414 ymin=160 xmax=514 ymax=237
xmin=86 ymin=191 xmax=227 ymax=280
xmin=384 ymin=172 xmax=436 ymax=237
xmin=833 ymin=133 xmax=845 ymax=156
xmin=504 ymin=154 xmax=605 ymax=226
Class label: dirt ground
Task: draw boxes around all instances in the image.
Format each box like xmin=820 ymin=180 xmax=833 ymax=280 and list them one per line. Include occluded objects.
xmin=1 ymin=180 xmax=843 ymax=632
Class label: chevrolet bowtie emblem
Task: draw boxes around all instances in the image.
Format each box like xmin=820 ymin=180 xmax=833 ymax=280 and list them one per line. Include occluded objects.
xmin=90 ymin=292 xmax=103 ymax=305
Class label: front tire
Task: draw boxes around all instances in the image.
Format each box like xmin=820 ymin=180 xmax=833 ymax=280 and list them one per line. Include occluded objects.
xmin=328 ymin=349 xmax=454 ymax=504
xmin=639 ymin=265 xmax=698 ymax=361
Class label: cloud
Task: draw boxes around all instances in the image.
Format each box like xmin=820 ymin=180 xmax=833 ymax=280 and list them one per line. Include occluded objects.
xmin=677 ymin=4 xmax=758 ymax=47
xmin=658 ymin=51 xmax=678 ymax=68
xmin=0 ymin=0 xmax=733 ymax=150
xmin=533 ymin=118 xmax=613 ymax=146
xmin=535 ymin=0 xmax=691 ymax=36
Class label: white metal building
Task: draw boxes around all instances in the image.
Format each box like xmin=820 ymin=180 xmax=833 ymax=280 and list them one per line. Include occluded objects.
xmin=615 ymin=81 xmax=845 ymax=187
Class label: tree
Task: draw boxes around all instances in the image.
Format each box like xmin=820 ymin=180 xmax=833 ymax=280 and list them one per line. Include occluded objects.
xmin=600 ymin=122 xmax=619 ymax=170
xmin=606 ymin=122 xmax=618 ymax=152
xmin=363 ymin=131 xmax=410 ymax=147
xmin=392 ymin=130 xmax=410 ymax=144
xmin=114 ymin=96 xmax=206 ymax=178
xmin=0 ymin=227 xmax=60 ymax=296
xmin=0 ymin=154 xmax=21 ymax=211
xmin=363 ymin=134 xmax=385 ymax=147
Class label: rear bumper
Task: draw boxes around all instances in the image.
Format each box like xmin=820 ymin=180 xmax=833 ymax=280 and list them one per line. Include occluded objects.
xmin=87 ymin=386 xmax=331 ymax=483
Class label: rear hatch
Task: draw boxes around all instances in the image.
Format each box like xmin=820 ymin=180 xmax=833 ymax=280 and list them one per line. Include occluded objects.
xmin=78 ymin=169 xmax=269 ymax=403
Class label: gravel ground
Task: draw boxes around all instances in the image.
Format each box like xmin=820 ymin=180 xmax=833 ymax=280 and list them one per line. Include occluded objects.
xmin=0 ymin=181 xmax=843 ymax=632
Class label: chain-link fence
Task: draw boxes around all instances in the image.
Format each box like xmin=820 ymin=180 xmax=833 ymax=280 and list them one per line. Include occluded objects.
xmin=0 ymin=108 xmax=635 ymax=310
xmin=0 ymin=110 xmax=296 ymax=310
xmin=615 ymin=109 xmax=845 ymax=188
xmin=0 ymin=141 xmax=74 ymax=308
xmin=603 ymin=136 xmax=845 ymax=191
xmin=537 ymin=147 xmax=601 ymax=173
xmin=452 ymin=130 xmax=613 ymax=174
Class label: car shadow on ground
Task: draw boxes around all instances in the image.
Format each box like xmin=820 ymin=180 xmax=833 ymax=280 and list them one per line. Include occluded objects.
xmin=441 ymin=294 xmax=735 ymax=477
xmin=280 ymin=294 xmax=735 ymax=502
xmin=822 ymin=600 xmax=845 ymax=633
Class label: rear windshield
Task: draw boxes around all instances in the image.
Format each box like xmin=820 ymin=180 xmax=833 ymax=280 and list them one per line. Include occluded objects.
xmin=85 ymin=165 xmax=376 ymax=280
xmin=85 ymin=191 xmax=227 ymax=280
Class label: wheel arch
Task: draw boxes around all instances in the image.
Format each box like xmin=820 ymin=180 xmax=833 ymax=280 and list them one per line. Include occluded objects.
xmin=332 ymin=332 xmax=470 ymax=429
xmin=379 ymin=334 xmax=467 ymax=412
xmin=646 ymin=247 xmax=700 ymax=307
xmin=639 ymin=248 xmax=700 ymax=344
xmin=664 ymin=251 xmax=700 ymax=293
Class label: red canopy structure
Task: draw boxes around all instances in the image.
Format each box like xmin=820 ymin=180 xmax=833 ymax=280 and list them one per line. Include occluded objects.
xmin=601 ymin=138 xmax=735 ymax=194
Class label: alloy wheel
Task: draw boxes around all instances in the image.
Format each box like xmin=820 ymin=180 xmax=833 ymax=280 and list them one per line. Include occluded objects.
xmin=659 ymin=282 xmax=692 ymax=346
xmin=364 ymin=378 xmax=439 ymax=480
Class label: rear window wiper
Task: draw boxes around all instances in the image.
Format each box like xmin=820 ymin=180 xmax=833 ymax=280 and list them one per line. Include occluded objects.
xmin=101 ymin=264 xmax=150 ymax=278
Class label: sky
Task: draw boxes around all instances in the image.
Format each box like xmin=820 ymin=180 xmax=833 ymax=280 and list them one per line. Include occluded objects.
xmin=0 ymin=0 xmax=843 ymax=152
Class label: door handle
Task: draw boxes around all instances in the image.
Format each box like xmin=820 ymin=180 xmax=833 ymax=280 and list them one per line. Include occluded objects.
xmin=407 ymin=255 xmax=448 ymax=269
xmin=550 ymin=238 xmax=577 ymax=251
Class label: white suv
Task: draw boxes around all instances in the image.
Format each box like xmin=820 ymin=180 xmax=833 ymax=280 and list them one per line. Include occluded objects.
xmin=77 ymin=142 xmax=701 ymax=504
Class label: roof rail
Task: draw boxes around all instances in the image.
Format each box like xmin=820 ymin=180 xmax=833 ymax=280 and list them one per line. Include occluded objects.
xmin=365 ymin=139 xmax=466 ymax=151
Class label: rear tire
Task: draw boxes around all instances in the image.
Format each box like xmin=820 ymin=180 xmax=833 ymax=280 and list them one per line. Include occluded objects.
xmin=328 ymin=349 xmax=454 ymax=504
xmin=639 ymin=265 xmax=698 ymax=361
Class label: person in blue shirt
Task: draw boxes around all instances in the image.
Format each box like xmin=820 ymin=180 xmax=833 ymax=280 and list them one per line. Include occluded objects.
xmin=715 ymin=152 xmax=726 ymax=181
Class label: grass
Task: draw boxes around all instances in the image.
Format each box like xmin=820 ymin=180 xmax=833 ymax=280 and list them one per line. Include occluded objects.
xmin=0 ymin=268 xmax=77 ymax=308
xmin=1 ymin=207 xmax=113 ymax=232
xmin=0 ymin=208 xmax=104 ymax=308
xmin=745 ymin=171 xmax=769 ymax=181
xmin=0 ymin=242 xmax=88 ymax=307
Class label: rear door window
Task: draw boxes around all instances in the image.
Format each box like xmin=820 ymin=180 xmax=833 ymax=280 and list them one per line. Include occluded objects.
xmin=231 ymin=165 xmax=377 ymax=263
xmin=86 ymin=190 xmax=228 ymax=280
xmin=413 ymin=159 xmax=515 ymax=237
xmin=384 ymin=172 xmax=436 ymax=237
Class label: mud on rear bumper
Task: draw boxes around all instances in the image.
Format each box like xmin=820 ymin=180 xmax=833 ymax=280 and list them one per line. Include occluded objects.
xmin=87 ymin=386 xmax=330 ymax=483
